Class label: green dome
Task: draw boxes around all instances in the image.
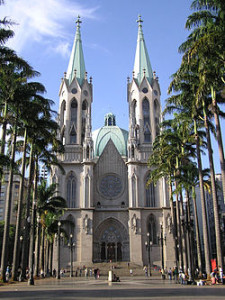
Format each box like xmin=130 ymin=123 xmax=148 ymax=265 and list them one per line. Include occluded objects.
xmin=92 ymin=114 xmax=128 ymax=157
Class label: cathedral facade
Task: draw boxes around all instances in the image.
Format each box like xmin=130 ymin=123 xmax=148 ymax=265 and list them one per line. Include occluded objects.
xmin=52 ymin=16 xmax=176 ymax=269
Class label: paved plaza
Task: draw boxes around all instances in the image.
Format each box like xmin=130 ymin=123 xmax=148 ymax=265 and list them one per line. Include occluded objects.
xmin=0 ymin=276 xmax=225 ymax=300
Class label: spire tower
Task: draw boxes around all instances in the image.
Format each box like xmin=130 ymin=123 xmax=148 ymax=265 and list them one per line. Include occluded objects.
xmin=66 ymin=16 xmax=86 ymax=86
xmin=133 ymin=15 xmax=153 ymax=85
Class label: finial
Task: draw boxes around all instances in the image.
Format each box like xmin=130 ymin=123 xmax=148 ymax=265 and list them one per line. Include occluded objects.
xmin=76 ymin=15 xmax=82 ymax=29
xmin=74 ymin=69 xmax=77 ymax=77
xmin=90 ymin=76 xmax=92 ymax=83
xmin=143 ymin=68 xmax=146 ymax=75
xmin=127 ymin=76 xmax=130 ymax=83
xmin=132 ymin=71 xmax=135 ymax=78
xmin=137 ymin=15 xmax=143 ymax=27
xmin=64 ymin=72 xmax=67 ymax=78
xmin=85 ymin=71 xmax=88 ymax=80
xmin=153 ymin=71 xmax=156 ymax=79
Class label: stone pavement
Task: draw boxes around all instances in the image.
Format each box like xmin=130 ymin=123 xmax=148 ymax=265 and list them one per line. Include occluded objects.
xmin=0 ymin=275 xmax=225 ymax=300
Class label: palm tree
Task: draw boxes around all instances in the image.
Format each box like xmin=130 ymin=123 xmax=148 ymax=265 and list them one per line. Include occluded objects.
xmin=180 ymin=3 xmax=225 ymax=268
xmin=166 ymin=60 xmax=213 ymax=276
xmin=11 ymin=85 xmax=52 ymax=281
xmin=35 ymin=180 xmax=66 ymax=276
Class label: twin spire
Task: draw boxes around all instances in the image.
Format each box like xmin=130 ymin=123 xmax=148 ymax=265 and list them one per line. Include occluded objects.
xmin=133 ymin=15 xmax=153 ymax=85
xmin=66 ymin=15 xmax=153 ymax=87
xmin=66 ymin=16 xmax=86 ymax=86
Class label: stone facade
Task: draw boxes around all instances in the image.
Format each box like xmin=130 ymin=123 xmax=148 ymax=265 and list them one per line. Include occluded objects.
xmin=52 ymin=16 xmax=176 ymax=270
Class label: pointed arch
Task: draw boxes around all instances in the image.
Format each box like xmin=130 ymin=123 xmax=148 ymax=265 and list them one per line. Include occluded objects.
xmin=131 ymin=99 xmax=137 ymax=124
xmin=69 ymin=124 xmax=77 ymax=144
xmin=147 ymin=214 xmax=157 ymax=244
xmin=67 ymin=172 xmax=76 ymax=208
xmin=142 ymin=97 xmax=151 ymax=143
xmin=154 ymin=99 xmax=160 ymax=136
xmin=145 ymin=173 xmax=155 ymax=207
xmin=60 ymin=100 xmax=66 ymax=128
xmin=82 ymin=100 xmax=88 ymax=144
xmin=70 ymin=98 xmax=78 ymax=123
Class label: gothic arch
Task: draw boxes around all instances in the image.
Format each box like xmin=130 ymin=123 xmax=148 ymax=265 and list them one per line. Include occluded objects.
xmin=93 ymin=217 xmax=129 ymax=262
xmin=70 ymin=98 xmax=78 ymax=123
xmin=154 ymin=99 xmax=160 ymax=136
xmin=131 ymin=99 xmax=137 ymax=124
xmin=142 ymin=97 xmax=151 ymax=143
xmin=145 ymin=172 xmax=156 ymax=207
xmin=66 ymin=171 xmax=77 ymax=208
xmin=60 ymin=100 xmax=66 ymax=128
xmin=146 ymin=214 xmax=157 ymax=244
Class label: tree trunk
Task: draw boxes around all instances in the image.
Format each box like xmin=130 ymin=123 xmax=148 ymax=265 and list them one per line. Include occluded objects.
xmin=180 ymin=192 xmax=188 ymax=272
xmin=0 ymin=114 xmax=18 ymax=282
xmin=194 ymin=118 xmax=211 ymax=276
xmin=12 ymin=127 xmax=27 ymax=281
xmin=175 ymin=182 xmax=183 ymax=270
xmin=203 ymin=107 xmax=223 ymax=269
xmin=169 ymin=179 xmax=178 ymax=268
xmin=191 ymin=185 xmax=202 ymax=275
xmin=21 ymin=143 xmax=34 ymax=279
xmin=211 ymin=88 xmax=225 ymax=205
xmin=34 ymin=219 xmax=41 ymax=277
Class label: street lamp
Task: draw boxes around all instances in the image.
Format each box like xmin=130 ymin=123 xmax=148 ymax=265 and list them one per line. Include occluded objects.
xmin=158 ymin=222 xmax=166 ymax=272
xmin=145 ymin=232 xmax=153 ymax=276
xmin=57 ymin=221 xmax=61 ymax=279
xmin=68 ymin=233 xmax=76 ymax=277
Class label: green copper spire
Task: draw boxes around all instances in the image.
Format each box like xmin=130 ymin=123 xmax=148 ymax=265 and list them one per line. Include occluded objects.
xmin=66 ymin=16 xmax=86 ymax=86
xmin=133 ymin=15 xmax=153 ymax=85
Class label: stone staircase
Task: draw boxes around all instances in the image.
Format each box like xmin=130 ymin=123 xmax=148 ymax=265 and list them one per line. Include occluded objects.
xmin=72 ymin=262 xmax=160 ymax=277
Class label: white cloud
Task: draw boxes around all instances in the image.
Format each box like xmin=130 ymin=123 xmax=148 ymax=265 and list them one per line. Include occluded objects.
xmin=0 ymin=0 xmax=99 ymax=56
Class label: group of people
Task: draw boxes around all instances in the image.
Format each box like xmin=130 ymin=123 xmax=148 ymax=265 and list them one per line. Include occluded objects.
xmin=210 ymin=266 xmax=223 ymax=285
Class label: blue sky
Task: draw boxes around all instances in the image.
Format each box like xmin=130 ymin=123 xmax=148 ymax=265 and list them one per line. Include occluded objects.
xmin=1 ymin=0 xmax=224 ymax=173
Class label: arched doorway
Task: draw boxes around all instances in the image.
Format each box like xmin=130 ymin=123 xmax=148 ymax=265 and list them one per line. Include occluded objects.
xmin=93 ymin=218 xmax=129 ymax=262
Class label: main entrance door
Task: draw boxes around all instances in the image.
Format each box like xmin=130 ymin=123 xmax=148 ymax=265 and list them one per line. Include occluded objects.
xmin=94 ymin=217 xmax=129 ymax=262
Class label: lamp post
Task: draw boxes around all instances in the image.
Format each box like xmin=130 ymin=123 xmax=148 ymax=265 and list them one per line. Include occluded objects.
xmin=68 ymin=233 xmax=75 ymax=277
xmin=57 ymin=221 xmax=61 ymax=279
xmin=145 ymin=233 xmax=153 ymax=276
xmin=158 ymin=222 xmax=166 ymax=272
xmin=28 ymin=199 xmax=37 ymax=285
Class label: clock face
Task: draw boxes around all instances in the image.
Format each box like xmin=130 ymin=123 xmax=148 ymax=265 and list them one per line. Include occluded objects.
xmin=99 ymin=174 xmax=122 ymax=199
xmin=71 ymin=88 xmax=77 ymax=94
xmin=83 ymin=90 xmax=88 ymax=96
xmin=142 ymin=87 xmax=148 ymax=94
xmin=154 ymin=90 xmax=158 ymax=96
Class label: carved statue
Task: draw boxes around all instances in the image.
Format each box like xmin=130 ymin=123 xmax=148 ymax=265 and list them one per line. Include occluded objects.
xmin=131 ymin=214 xmax=137 ymax=234
xmin=83 ymin=214 xmax=89 ymax=234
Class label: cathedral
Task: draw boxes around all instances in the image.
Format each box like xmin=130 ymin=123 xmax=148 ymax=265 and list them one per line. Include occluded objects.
xmin=52 ymin=16 xmax=176 ymax=269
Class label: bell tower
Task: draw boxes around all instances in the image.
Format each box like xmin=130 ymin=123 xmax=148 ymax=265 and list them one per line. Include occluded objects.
xmin=54 ymin=16 xmax=94 ymax=265
xmin=58 ymin=16 xmax=93 ymax=157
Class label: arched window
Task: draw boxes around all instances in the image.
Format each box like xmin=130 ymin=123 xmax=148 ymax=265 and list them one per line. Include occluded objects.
xmin=132 ymin=100 xmax=137 ymax=124
xmin=71 ymin=99 xmax=77 ymax=123
xmin=154 ymin=100 xmax=160 ymax=136
xmin=82 ymin=100 xmax=88 ymax=144
xmin=147 ymin=214 xmax=157 ymax=244
xmin=67 ymin=173 xmax=76 ymax=208
xmin=146 ymin=178 xmax=155 ymax=207
xmin=142 ymin=98 xmax=151 ymax=143
xmin=70 ymin=126 xmax=77 ymax=144
xmin=60 ymin=100 xmax=66 ymax=128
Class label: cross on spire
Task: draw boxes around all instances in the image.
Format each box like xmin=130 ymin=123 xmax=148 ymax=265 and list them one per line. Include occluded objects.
xmin=137 ymin=15 xmax=143 ymax=27
xmin=76 ymin=15 xmax=82 ymax=28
